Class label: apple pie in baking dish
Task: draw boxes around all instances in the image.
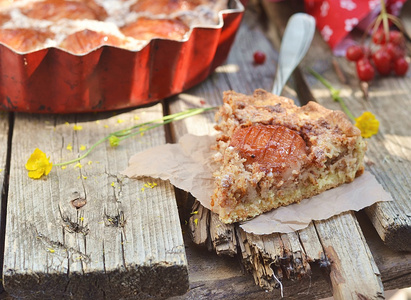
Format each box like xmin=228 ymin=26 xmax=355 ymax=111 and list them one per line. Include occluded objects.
xmin=211 ymin=89 xmax=367 ymax=223
xmin=0 ymin=0 xmax=228 ymax=54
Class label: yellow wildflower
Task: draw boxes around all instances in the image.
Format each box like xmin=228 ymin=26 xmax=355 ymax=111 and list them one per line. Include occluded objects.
xmin=61 ymin=166 xmax=67 ymax=170
xmin=73 ymin=125 xmax=83 ymax=131
xmin=194 ymin=219 xmax=198 ymax=226
xmin=25 ymin=148 xmax=53 ymax=179
xmin=117 ymin=119 xmax=125 ymax=124
xmin=74 ymin=163 xmax=82 ymax=169
xmin=109 ymin=136 xmax=120 ymax=147
xmin=104 ymin=125 xmax=109 ymax=128
xmin=80 ymin=145 xmax=86 ymax=151
xmin=66 ymin=143 xmax=73 ymax=151
xmin=87 ymin=161 xmax=92 ymax=165
xmin=355 ymin=111 xmax=379 ymax=138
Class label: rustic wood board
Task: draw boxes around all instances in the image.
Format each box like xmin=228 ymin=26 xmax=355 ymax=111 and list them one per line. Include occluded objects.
xmin=0 ymin=111 xmax=9 ymax=295
xmin=0 ymin=111 xmax=7 ymax=196
xmin=314 ymin=213 xmax=384 ymax=300
xmin=166 ymin=3 xmax=385 ymax=299
xmin=356 ymin=210 xmax=411 ymax=291
xmin=3 ymin=105 xmax=188 ymax=299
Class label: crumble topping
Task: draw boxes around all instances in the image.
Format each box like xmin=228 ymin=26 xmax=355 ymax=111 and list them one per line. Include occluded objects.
xmin=212 ymin=89 xmax=367 ymax=223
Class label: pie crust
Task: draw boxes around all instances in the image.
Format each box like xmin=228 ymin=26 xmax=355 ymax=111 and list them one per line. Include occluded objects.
xmin=211 ymin=89 xmax=367 ymax=223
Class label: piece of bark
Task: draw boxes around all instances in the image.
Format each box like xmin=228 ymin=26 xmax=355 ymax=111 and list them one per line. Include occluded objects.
xmin=188 ymin=200 xmax=210 ymax=248
xmin=209 ymin=212 xmax=237 ymax=256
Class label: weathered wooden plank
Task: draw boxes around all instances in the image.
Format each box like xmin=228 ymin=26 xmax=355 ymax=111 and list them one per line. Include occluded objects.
xmin=356 ymin=211 xmax=411 ymax=291
xmin=314 ymin=213 xmax=384 ymax=300
xmin=3 ymin=104 xmax=188 ymax=299
xmin=296 ymin=223 xmax=324 ymax=262
xmin=0 ymin=111 xmax=9 ymax=295
xmin=0 ymin=111 xmax=7 ymax=195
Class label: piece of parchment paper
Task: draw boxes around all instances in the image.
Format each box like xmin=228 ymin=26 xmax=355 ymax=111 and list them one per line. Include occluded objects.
xmin=122 ymin=134 xmax=393 ymax=234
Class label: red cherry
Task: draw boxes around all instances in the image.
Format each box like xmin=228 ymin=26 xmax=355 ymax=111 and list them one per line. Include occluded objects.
xmin=389 ymin=30 xmax=404 ymax=46
xmin=356 ymin=58 xmax=375 ymax=81
xmin=346 ymin=45 xmax=364 ymax=61
xmin=372 ymin=48 xmax=392 ymax=76
xmin=393 ymin=57 xmax=409 ymax=76
xmin=372 ymin=29 xmax=387 ymax=45
xmin=253 ymin=51 xmax=266 ymax=64
xmin=384 ymin=42 xmax=404 ymax=61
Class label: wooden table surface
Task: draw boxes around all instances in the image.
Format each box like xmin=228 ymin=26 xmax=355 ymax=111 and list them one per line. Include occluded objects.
xmin=1 ymin=1 xmax=410 ymax=299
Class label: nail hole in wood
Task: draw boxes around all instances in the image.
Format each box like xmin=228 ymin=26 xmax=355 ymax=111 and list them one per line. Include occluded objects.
xmin=71 ymin=198 xmax=87 ymax=209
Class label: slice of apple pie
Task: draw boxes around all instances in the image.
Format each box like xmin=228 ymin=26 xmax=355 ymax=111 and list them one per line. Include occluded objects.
xmin=211 ymin=89 xmax=367 ymax=223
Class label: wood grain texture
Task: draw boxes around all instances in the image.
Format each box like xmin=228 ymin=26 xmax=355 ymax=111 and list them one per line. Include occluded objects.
xmin=314 ymin=213 xmax=384 ymax=300
xmin=0 ymin=111 xmax=9 ymax=296
xmin=356 ymin=211 xmax=411 ymax=291
xmin=3 ymin=105 xmax=188 ymax=299
xmin=0 ymin=112 xmax=8 ymax=196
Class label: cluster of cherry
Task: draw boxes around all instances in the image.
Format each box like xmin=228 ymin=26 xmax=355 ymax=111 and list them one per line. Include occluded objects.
xmin=346 ymin=29 xmax=408 ymax=82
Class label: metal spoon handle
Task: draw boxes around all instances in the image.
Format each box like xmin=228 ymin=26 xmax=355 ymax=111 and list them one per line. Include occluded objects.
xmin=272 ymin=13 xmax=316 ymax=95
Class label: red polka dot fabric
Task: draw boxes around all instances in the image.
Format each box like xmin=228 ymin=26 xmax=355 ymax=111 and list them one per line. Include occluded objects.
xmin=303 ymin=0 xmax=407 ymax=51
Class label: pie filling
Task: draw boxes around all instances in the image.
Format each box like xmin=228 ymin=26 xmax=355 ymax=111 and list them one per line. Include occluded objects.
xmin=0 ymin=0 xmax=229 ymax=53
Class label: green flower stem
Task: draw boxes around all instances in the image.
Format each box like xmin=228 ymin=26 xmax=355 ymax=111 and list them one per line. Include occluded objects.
xmin=371 ymin=0 xmax=405 ymax=41
xmin=54 ymin=106 xmax=217 ymax=167
xmin=380 ymin=0 xmax=389 ymax=41
xmin=308 ymin=68 xmax=356 ymax=122
xmin=54 ymin=136 xmax=109 ymax=166
xmin=110 ymin=109 xmax=202 ymax=137
xmin=117 ymin=107 xmax=216 ymax=142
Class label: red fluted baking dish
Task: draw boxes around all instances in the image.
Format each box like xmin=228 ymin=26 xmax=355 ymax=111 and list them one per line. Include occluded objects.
xmin=0 ymin=0 xmax=244 ymax=113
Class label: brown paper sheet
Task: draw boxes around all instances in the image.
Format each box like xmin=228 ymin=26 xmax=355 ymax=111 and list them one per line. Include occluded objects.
xmin=122 ymin=134 xmax=393 ymax=234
